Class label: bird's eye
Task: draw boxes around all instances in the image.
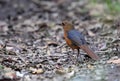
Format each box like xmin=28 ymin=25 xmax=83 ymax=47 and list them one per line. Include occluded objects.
xmin=62 ymin=22 xmax=65 ymax=26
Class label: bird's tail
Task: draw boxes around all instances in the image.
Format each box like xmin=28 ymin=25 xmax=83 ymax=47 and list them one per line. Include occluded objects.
xmin=79 ymin=45 xmax=99 ymax=60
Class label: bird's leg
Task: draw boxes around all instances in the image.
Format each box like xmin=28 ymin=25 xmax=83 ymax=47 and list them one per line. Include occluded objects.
xmin=77 ymin=49 xmax=82 ymax=62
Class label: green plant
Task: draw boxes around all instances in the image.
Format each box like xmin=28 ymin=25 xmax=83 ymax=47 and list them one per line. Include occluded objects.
xmin=91 ymin=0 xmax=120 ymax=14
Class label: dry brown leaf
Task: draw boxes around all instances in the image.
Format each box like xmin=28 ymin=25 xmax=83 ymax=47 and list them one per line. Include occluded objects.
xmin=87 ymin=64 xmax=94 ymax=69
xmin=29 ymin=67 xmax=44 ymax=74
xmin=55 ymin=68 xmax=66 ymax=75
xmin=87 ymin=30 xmax=95 ymax=37
xmin=107 ymin=58 xmax=120 ymax=64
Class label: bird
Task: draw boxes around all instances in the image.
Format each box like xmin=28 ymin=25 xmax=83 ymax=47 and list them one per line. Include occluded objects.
xmin=61 ymin=20 xmax=99 ymax=61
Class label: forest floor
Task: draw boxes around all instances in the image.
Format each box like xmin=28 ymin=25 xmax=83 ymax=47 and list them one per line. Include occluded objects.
xmin=0 ymin=0 xmax=120 ymax=81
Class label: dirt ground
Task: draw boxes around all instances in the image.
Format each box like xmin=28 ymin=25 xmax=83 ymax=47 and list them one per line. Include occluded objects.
xmin=0 ymin=0 xmax=120 ymax=81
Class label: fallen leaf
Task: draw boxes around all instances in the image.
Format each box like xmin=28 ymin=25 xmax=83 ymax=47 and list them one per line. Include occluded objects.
xmin=87 ymin=64 xmax=94 ymax=69
xmin=87 ymin=30 xmax=95 ymax=37
xmin=64 ymin=70 xmax=75 ymax=79
xmin=47 ymin=41 xmax=59 ymax=47
xmin=107 ymin=59 xmax=120 ymax=64
xmin=55 ymin=68 xmax=66 ymax=75
xmin=29 ymin=67 xmax=44 ymax=74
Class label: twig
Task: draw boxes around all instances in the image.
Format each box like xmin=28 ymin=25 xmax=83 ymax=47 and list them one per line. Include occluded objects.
xmin=54 ymin=43 xmax=66 ymax=50
xmin=16 ymin=52 xmax=28 ymax=65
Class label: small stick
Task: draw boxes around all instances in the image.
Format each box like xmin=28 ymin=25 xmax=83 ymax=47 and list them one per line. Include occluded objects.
xmin=15 ymin=52 xmax=27 ymax=65
xmin=54 ymin=43 xmax=66 ymax=50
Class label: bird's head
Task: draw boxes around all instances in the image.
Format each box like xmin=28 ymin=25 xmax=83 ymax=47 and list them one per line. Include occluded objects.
xmin=61 ymin=20 xmax=74 ymax=32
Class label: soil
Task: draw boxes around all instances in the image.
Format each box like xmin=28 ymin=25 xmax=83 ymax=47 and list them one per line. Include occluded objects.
xmin=0 ymin=0 xmax=120 ymax=81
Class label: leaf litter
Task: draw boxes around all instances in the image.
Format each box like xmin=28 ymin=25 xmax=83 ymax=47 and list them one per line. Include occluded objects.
xmin=0 ymin=0 xmax=120 ymax=81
